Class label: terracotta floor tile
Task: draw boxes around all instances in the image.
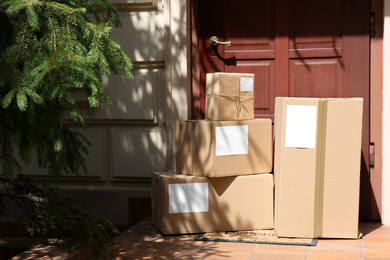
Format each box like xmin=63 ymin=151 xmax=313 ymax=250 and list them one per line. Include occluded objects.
xmin=307 ymin=241 xmax=362 ymax=257
xmin=136 ymin=248 xmax=200 ymax=259
xmin=159 ymin=234 xmax=200 ymax=242
xmin=194 ymin=250 xmax=253 ymax=259
xmin=306 ymin=255 xmax=361 ymax=260
xmin=121 ymin=233 xmax=163 ymax=241
xmin=317 ymin=238 xmax=363 ymax=246
xmin=203 ymin=241 xmax=258 ymax=252
xmin=158 ymin=235 xmax=207 ymax=249
xmin=250 ymin=244 xmax=308 ymax=260
xmin=364 ymin=257 xmax=390 ymax=260
xmin=363 ymin=225 xmax=390 ymax=237
xmin=364 ymin=245 xmax=390 ymax=257
xmin=11 ymin=244 xmax=78 ymax=260
xmin=106 ymin=247 xmax=151 ymax=259
xmin=250 ymin=251 xmax=306 ymax=260
xmin=112 ymin=235 xmax=158 ymax=249
xmin=151 ymin=238 xmax=206 ymax=250
xmin=365 ymin=229 xmax=390 ymax=238
xmin=364 ymin=235 xmax=390 ymax=246
xmin=254 ymin=243 xmax=309 ymax=255
xmin=13 ymin=220 xmax=390 ymax=259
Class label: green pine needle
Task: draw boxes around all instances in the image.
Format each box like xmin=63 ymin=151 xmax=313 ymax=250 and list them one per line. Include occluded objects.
xmin=0 ymin=0 xmax=134 ymax=180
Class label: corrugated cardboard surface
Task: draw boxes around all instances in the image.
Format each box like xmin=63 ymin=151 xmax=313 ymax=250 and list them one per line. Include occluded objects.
xmin=274 ymin=97 xmax=363 ymax=239
xmin=321 ymin=99 xmax=362 ymax=238
xmin=206 ymin=73 xmax=255 ymax=120
xmin=175 ymin=119 xmax=273 ymax=177
xmin=151 ymin=172 xmax=274 ymax=235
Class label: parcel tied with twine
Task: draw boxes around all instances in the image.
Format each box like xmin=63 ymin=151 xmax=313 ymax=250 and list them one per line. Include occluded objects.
xmin=205 ymin=73 xmax=255 ymax=121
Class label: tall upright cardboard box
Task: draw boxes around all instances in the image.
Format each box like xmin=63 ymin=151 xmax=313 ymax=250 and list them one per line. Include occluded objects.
xmin=274 ymin=97 xmax=363 ymax=238
xmin=152 ymin=172 xmax=274 ymax=235
xmin=175 ymin=119 xmax=273 ymax=177
xmin=206 ymin=73 xmax=255 ymax=120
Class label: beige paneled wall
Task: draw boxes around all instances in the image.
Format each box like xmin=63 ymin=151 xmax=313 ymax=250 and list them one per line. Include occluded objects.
xmin=11 ymin=0 xmax=187 ymax=226
xmin=77 ymin=0 xmax=167 ymax=182
xmin=95 ymin=70 xmax=163 ymax=123
xmin=18 ymin=128 xmax=109 ymax=180
xmin=111 ymin=12 xmax=164 ymax=62
xmin=18 ymin=0 xmax=167 ymax=185
xmin=111 ymin=128 xmax=166 ymax=178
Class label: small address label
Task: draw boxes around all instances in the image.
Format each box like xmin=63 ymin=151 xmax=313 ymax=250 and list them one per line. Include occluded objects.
xmin=285 ymin=105 xmax=317 ymax=149
xmin=215 ymin=125 xmax=249 ymax=156
xmin=240 ymin=77 xmax=254 ymax=92
xmin=168 ymin=183 xmax=209 ymax=213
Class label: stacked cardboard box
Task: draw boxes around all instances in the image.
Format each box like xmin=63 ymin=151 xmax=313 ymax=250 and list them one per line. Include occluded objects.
xmin=205 ymin=72 xmax=255 ymax=120
xmin=175 ymin=119 xmax=273 ymax=177
xmin=152 ymin=172 xmax=274 ymax=234
xmin=151 ymin=72 xmax=363 ymax=239
xmin=152 ymin=73 xmax=274 ymax=234
xmin=273 ymin=97 xmax=363 ymax=239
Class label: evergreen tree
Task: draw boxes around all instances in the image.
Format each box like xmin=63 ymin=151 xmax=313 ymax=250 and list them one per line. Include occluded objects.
xmin=0 ymin=0 xmax=134 ymax=178
xmin=0 ymin=0 xmax=134 ymax=257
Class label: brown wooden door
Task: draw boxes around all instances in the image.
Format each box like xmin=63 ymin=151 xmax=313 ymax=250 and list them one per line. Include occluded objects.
xmin=191 ymin=0 xmax=372 ymax=219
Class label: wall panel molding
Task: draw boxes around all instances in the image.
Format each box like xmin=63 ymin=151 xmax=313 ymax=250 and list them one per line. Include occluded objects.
xmin=110 ymin=0 xmax=159 ymax=11
xmin=81 ymin=69 xmax=162 ymax=125
xmin=133 ymin=60 xmax=164 ymax=69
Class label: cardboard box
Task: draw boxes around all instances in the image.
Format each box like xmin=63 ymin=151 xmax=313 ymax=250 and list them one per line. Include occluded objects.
xmin=273 ymin=97 xmax=363 ymax=238
xmin=206 ymin=73 xmax=255 ymax=120
xmin=176 ymin=119 xmax=273 ymax=177
xmin=151 ymin=172 xmax=274 ymax=235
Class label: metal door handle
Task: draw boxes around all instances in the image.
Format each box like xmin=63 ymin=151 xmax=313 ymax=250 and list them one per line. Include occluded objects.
xmin=209 ymin=36 xmax=231 ymax=46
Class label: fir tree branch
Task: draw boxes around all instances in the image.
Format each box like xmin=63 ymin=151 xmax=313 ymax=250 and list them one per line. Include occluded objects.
xmin=1 ymin=0 xmax=134 ymax=176
xmin=48 ymin=16 xmax=57 ymax=64
xmin=13 ymin=19 xmax=28 ymax=67
xmin=0 ymin=19 xmax=29 ymax=83
xmin=66 ymin=20 xmax=70 ymax=49
xmin=58 ymin=48 xmax=73 ymax=59
xmin=105 ymin=37 xmax=114 ymax=57
xmin=46 ymin=3 xmax=74 ymax=14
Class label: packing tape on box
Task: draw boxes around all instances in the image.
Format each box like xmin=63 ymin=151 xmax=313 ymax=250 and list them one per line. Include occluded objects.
xmin=190 ymin=121 xmax=198 ymax=175
xmin=314 ymin=98 xmax=327 ymax=238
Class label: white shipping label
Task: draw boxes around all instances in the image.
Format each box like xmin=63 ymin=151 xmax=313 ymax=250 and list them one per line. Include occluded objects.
xmin=240 ymin=77 xmax=254 ymax=92
xmin=168 ymin=183 xmax=209 ymax=214
xmin=285 ymin=105 xmax=317 ymax=149
xmin=215 ymin=125 xmax=249 ymax=156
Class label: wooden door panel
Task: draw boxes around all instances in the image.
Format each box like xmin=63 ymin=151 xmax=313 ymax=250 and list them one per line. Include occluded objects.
xmin=289 ymin=0 xmax=343 ymax=58
xmin=289 ymin=0 xmax=343 ymax=47
xmin=227 ymin=50 xmax=275 ymax=60
xmin=290 ymin=59 xmax=342 ymax=97
xmin=193 ymin=0 xmax=372 ymax=219
xmin=225 ymin=60 xmax=275 ymax=118
xmin=225 ymin=0 xmax=275 ymax=51
xmin=224 ymin=0 xmax=275 ymax=60
xmin=289 ymin=49 xmax=343 ymax=59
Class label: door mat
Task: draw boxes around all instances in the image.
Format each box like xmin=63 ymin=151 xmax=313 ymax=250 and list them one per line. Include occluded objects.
xmin=195 ymin=230 xmax=318 ymax=246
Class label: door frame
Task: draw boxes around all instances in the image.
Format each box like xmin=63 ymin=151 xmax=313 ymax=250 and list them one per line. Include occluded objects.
xmin=370 ymin=0 xmax=383 ymax=222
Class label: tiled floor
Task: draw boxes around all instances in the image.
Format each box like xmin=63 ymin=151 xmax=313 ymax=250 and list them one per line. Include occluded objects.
xmin=11 ymin=218 xmax=390 ymax=259
xmin=104 ymin=219 xmax=390 ymax=260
